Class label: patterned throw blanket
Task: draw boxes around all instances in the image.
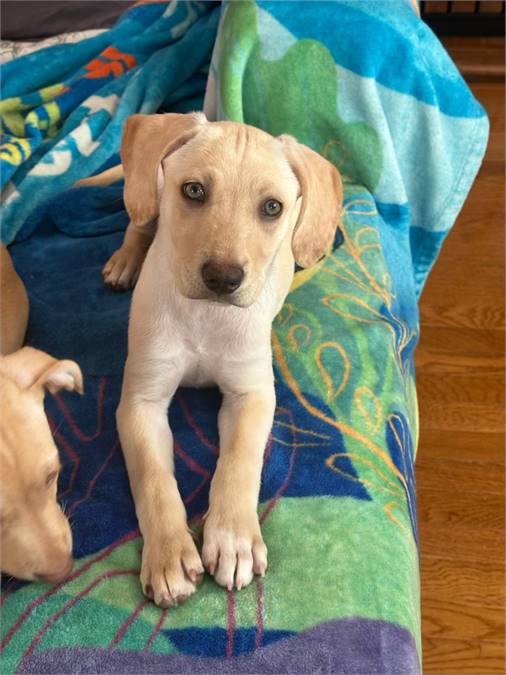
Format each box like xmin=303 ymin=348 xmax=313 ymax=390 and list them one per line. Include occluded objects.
xmin=0 ymin=2 xmax=220 ymax=243
xmin=0 ymin=2 xmax=488 ymax=673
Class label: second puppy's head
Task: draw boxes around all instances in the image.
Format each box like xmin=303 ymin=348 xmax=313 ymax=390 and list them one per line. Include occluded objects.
xmin=0 ymin=348 xmax=83 ymax=583
xmin=121 ymin=113 xmax=343 ymax=307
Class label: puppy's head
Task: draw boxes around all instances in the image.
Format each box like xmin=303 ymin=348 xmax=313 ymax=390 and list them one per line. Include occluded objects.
xmin=121 ymin=113 xmax=342 ymax=307
xmin=0 ymin=348 xmax=83 ymax=582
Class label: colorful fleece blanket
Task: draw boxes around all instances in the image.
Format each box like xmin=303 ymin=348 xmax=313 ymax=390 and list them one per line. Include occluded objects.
xmin=1 ymin=2 xmax=488 ymax=674
xmin=0 ymin=1 xmax=220 ymax=244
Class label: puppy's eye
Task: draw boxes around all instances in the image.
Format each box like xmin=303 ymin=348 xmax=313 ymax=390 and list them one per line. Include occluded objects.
xmin=182 ymin=182 xmax=206 ymax=202
xmin=262 ymin=198 xmax=282 ymax=218
xmin=46 ymin=471 xmax=58 ymax=488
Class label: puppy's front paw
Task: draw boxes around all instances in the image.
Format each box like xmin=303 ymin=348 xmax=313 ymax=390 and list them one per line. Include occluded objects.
xmin=102 ymin=245 xmax=145 ymax=291
xmin=140 ymin=530 xmax=204 ymax=608
xmin=202 ymin=512 xmax=267 ymax=591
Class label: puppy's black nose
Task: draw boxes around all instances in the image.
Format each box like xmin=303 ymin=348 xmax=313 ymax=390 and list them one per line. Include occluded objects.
xmin=201 ymin=261 xmax=244 ymax=295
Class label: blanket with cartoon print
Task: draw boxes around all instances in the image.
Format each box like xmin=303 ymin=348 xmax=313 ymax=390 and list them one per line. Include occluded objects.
xmin=1 ymin=2 xmax=488 ymax=673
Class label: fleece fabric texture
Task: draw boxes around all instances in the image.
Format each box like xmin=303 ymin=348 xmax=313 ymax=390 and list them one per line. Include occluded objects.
xmin=0 ymin=2 xmax=488 ymax=674
xmin=204 ymin=0 xmax=489 ymax=296
xmin=0 ymin=1 xmax=220 ymax=243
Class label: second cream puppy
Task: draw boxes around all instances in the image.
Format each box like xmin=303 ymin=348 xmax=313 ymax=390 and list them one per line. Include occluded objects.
xmin=111 ymin=113 xmax=342 ymax=608
xmin=0 ymin=245 xmax=82 ymax=583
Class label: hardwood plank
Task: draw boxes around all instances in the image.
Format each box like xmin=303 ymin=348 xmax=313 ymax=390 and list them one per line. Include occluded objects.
xmin=417 ymin=459 xmax=505 ymax=495
xmin=422 ymin=599 xmax=504 ymax=642
xmin=416 ymin=371 xmax=504 ymax=406
xmin=422 ymin=637 xmax=505 ymax=674
xmin=416 ymin=326 xmax=504 ymax=362
xmin=478 ymin=154 xmax=506 ymax=173
xmin=420 ymin=557 xmax=505 ymax=609
xmin=416 ymin=350 xmax=504 ymax=373
xmin=418 ymin=487 xmax=505 ymax=529
xmin=419 ymin=524 xmax=504 ymax=563
xmin=446 ymin=174 xmax=504 ymax=227
xmin=415 ymin=328 xmax=504 ymax=360
xmin=417 ymin=430 xmax=504 ymax=464
xmin=420 ymin=246 xmax=504 ymax=323
xmin=418 ymin=401 xmax=503 ymax=432
xmin=470 ymin=83 xmax=506 ymax=129
xmin=432 ymin=220 xmax=506 ymax=262
xmin=429 ymin=210 xmax=506 ymax=264
xmin=444 ymin=36 xmax=506 ymax=81
xmin=417 ymin=40 xmax=505 ymax=675
xmin=420 ymin=304 xmax=505 ymax=330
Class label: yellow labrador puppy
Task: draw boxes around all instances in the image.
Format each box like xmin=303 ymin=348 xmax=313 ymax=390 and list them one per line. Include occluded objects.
xmin=0 ymin=244 xmax=82 ymax=582
xmin=0 ymin=348 xmax=82 ymax=582
xmin=86 ymin=113 xmax=342 ymax=607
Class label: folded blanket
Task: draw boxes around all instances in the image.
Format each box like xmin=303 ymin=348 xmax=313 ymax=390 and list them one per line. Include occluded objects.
xmin=1 ymin=2 xmax=488 ymax=674
xmin=0 ymin=1 xmax=220 ymax=243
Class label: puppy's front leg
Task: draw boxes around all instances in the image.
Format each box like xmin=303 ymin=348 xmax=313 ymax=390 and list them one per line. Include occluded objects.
xmin=117 ymin=361 xmax=203 ymax=607
xmin=203 ymin=384 xmax=275 ymax=590
xmin=103 ymin=221 xmax=155 ymax=291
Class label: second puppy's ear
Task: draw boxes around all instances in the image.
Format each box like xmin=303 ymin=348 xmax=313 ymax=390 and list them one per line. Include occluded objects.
xmin=0 ymin=347 xmax=83 ymax=395
xmin=121 ymin=112 xmax=206 ymax=226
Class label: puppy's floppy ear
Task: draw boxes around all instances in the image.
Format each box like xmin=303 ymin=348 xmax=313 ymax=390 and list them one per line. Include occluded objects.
xmin=279 ymin=135 xmax=343 ymax=268
xmin=0 ymin=348 xmax=83 ymax=395
xmin=121 ymin=112 xmax=206 ymax=226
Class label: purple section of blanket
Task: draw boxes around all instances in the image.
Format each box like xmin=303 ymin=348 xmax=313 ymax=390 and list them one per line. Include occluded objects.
xmin=18 ymin=618 xmax=420 ymax=674
xmin=1 ymin=1 xmax=135 ymax=40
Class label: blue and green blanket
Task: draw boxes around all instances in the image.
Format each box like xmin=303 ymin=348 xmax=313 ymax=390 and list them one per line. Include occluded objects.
xmin=0 ymin=2 xmax=488 ymax=673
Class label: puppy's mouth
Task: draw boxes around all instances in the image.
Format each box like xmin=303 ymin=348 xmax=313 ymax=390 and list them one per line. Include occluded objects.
xmin=178 ymin=276 xmax=257 ymax=308
xmin=187 ymin=290 xmax=253 ymax=308
xmin=35 ymin=556 xmax=74 ymax=584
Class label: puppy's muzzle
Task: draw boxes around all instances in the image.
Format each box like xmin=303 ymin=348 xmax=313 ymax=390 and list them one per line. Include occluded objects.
xmin=201 ymin=261 xmax=244 ymax=295
xmin=35 ymin=555 xmax=74 ymax=584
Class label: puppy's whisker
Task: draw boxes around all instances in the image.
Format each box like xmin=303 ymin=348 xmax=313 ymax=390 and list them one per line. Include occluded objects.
xmin=60 ymin=500 xmax=70 ymax=518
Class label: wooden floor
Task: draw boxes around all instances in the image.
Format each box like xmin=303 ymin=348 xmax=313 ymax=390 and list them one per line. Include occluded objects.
xmin=416 ymin=41 xmax=505 ymax=675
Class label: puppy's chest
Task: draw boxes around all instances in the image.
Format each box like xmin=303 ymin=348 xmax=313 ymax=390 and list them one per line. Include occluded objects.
xmin=177 ymin=336 xmax=249 ymax=388
xmin=180 ymin=348 xmax=217 ymax=388
xmin=172 ymin=316 xmax=258 ymax=388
